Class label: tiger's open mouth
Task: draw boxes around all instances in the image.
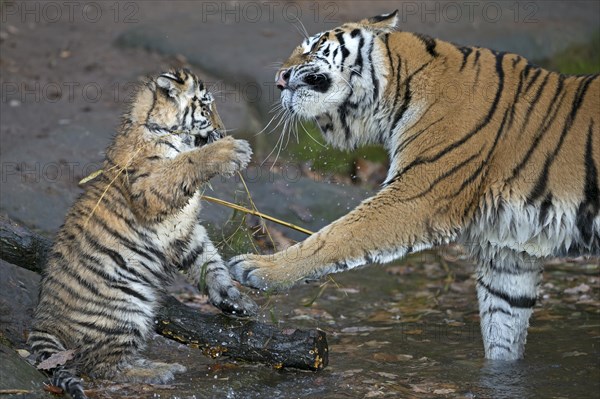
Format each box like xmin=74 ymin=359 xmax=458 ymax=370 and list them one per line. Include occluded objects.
xmin=194 ymin=130 xmax=223 ymax=147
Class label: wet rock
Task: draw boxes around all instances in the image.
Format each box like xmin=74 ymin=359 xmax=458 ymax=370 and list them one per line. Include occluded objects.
xmin=0 ymin=260 xmax=40 ymax=347
xmin=0 ymin=343 xmax=47 ymax=394
xmin=0 ymin=261 xmax=47 ymax=396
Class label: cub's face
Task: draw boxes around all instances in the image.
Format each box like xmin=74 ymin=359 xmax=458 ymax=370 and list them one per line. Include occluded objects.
xmin=275 ymin=11 xmax=398 ymax=122
xmin=148 ymin=69 xmax=224 ymax=147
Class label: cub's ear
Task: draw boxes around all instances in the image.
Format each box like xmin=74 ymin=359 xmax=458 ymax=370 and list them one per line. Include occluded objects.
xmin=360 ymin=10 xmax=398 ymax=32
xmin=156 ymin=73 xmax=183 ymax=98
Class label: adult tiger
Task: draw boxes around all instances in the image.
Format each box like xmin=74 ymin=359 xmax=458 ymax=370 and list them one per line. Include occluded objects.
xmin=28 ymin=69 xmax=257 ymax=399
xmin=229 ymin=11 xmax=599 ymax=360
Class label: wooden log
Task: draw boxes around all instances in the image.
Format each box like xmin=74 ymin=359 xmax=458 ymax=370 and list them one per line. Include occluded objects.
xmin=0 ymin=215 xmax=51 ymax=275
xmin=157 ymin=296 xmax=328 ymax=370
xmin=0 ymin=214 xmax=328 ymax=370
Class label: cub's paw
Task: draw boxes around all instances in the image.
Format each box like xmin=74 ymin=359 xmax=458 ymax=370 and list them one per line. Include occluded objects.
xmin=208 ymin=281 xmax=258 ymax=317
xmin=228 ymin=254 xmax=293 ymax=292
xmin=208 ymin=137 xmax=252 ymax=176
xmin=231 ymin=139 xmax=252 ymax=171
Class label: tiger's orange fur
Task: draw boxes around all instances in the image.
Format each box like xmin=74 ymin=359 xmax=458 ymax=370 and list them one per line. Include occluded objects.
xmin=230 ymin=12 xmax=599 ymax=360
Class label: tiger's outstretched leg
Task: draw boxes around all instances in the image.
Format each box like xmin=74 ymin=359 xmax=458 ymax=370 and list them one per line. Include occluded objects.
xmin=229 ymin=183 xmax=462 ymax=291
xmin=476 ymin=249 xmax=542 ymax=360
xmin=179 ymin=223 xmax=258 ymax=316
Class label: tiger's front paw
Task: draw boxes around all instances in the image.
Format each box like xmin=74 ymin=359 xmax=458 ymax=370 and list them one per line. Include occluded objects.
xmin=208 ymin=281 xmax=258 ymax=317
xmin=228 ymin=254 xmax=293 ymax=292
xmin=207 ymin=136 xmax=252 ymax=176
xmin=228 ymin=138 xmax=252 ymax=172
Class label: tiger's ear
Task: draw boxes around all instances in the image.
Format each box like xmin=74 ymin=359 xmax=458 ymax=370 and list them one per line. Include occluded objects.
xmin=156 ymin=73 xmax=183 ymax=98
xmin=360 ymin=10 xmax=398 ymax=32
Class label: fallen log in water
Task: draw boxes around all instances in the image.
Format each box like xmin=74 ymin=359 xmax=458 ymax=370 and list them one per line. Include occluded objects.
xmin=0 ymin=214 xmax=328 ymax=370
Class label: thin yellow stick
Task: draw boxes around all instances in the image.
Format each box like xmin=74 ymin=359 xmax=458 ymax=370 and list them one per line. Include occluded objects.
xmin=236 ymin=171 xmax=277 ymax=247
xmin=78 ymin=152 xmax=314 ymax=236
xmin=200 ymin=195 xmax=314 ymax=236
xmin=0 ymin=390 xmax=32 ymax=395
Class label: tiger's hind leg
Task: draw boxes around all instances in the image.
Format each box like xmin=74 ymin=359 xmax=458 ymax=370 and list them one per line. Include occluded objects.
xmin=114 ymin=358 xmax=186 ymax=384
xmin=476 ymin=248 xmax=542 ymax=360
xmin=52 ymin=366 xmax=87 ymax=399
xmin=28 ymin=331 xmax=87 ymax=399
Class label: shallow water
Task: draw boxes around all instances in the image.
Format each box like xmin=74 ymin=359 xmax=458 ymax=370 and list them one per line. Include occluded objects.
xmin=91 ymin=250 xmax=599 ymax=399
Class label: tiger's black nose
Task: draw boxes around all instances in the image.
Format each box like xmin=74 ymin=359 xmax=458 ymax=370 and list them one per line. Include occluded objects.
xmin=276 ymin=68 xmax=291 ymax=90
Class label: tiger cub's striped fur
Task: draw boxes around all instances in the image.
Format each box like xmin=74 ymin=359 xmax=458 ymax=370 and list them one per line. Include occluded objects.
xmin=29 ymin=69 xmax=256 ymax=398
xmin=230 ymin=12 xmax=599 ymax=360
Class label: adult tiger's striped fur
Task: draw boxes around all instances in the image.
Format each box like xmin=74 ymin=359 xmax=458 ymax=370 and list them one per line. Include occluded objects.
xmin=230 ymin=11 xmax=599 ymax=360
xmin=28 ymin=69 xmax=257 ymax=399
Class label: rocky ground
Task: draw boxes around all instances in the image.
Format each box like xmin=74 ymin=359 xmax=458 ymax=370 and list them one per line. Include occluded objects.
xmin=1 ymin=1 xmax=599 ymax=397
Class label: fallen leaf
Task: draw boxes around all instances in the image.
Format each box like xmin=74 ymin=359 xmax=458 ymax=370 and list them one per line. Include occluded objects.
xmin=337 ymin=287 xmax=361 ymax=294
xmin=368 ymin=310 xmax=397 ymax=322
xmin=434 ymin=388 xmax=456 ymax=394
xmin=564 ymin=284 xmax=591 ymax=295
xmin=339 ymin=368 xmax=363 ymax=377
xmin=340 ymin=326 xmax=393 ymax=334
xmin=411 ymin=384 xmax=430 ymax=393
xmin=16 ymin=349 xmax=30 ymax=358
xmin=43 ymin=384 xmax=64 ymax=394
xmin=290 ymin=307 xmax=333 ymax=320
xmin=376 ymin=372 xmax=398 ymax=379
xmin=37 ymin=349 xmax=76 ymax=370
xmin=361 ymin=340 xmax=390 ymax=348
xmin=373 ymin=353 xmax=413 ymax=362
xmin=562 ymin=351 xmax=587 ymax=358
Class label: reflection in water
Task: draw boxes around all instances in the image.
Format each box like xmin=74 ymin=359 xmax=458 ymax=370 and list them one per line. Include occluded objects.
xmin=479 ymin=360 xmax=531 ymax=399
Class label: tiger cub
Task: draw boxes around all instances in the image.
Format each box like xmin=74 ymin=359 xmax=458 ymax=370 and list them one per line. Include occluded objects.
xmin=229 ymin=11 xmax=599 ymax=361
xmin=28 ymin=69 xmax=257 ymax=399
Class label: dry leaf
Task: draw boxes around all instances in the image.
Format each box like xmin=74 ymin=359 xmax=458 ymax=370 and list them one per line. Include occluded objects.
xmin=43 ymin=384 xmax=64 ymax=394
xmin=341 ymin=326 xmax=392 ymax=334
xmin=290 ymin=307 xmax=333 ymax=320
xmin=16 ymin=349 xmax=30 ymax=357
xmin=562 ymin=351 xmax=587 ymax=358
xmin=372 ymin=353 xmax=413 ymax=362
xmin=434 ymin=388 xmax=456 ymax=394
xmin=37 ymin=349 xmax=76 ymax=370
xmin=376 ymin=372 xmax=398 ymax=379
xmin=564 ymin=283 xmax=591 ymax=295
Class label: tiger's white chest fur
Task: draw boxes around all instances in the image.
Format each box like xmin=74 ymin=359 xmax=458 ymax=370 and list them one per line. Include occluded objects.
xmin=466 ymin=198 xmax=591 ymax=259
xmin=152 ymin=191 xmax=202 ymax=250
